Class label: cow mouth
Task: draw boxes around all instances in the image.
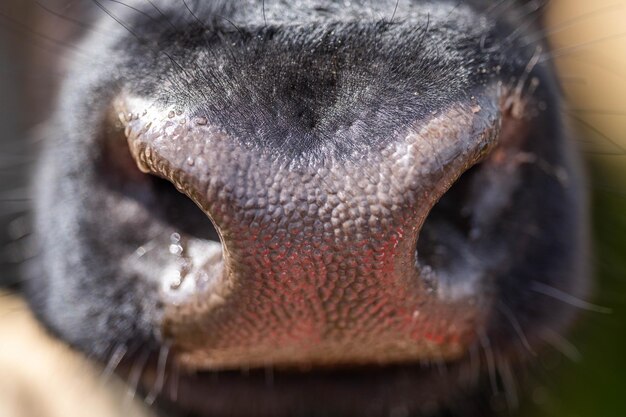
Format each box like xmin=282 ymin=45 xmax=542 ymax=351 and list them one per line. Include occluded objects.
xmin=115 ymin=350 xmax=478 ymax=417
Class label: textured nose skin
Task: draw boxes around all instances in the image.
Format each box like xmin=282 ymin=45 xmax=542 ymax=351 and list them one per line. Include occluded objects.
xmin=115 ymin=89 xmax=500 ymax=370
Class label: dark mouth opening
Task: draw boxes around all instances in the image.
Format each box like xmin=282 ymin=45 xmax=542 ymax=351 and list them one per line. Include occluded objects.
xmin=118 ymin=350 xmax=467 ymax=417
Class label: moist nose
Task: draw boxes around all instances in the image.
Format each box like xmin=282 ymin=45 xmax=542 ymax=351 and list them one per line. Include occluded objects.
xmin=115 ymin=93 xmax=500 ymax=369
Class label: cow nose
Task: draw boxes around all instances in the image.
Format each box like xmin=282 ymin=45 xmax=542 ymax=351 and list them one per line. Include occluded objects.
xmin=114 ymin=88 xmax=501 ymax=370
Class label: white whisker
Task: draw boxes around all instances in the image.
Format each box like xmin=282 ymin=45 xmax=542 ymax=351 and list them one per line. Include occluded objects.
xmin=541 ymin=31 xmax=626 ymax=62
xmin=496 ymin=355 xmax=519 ymax=410
xmin=539 ymin=328 xmax=583 ymax=363
xmin=523 ymin=2 xmax=626 ymax=46
xmin=497 ymin=301 xmax=537 ymax=357
xmin=145 ymin=344 xmax=170 ymax=405
xmin=531 ymin=281 xmax=612 ymax=314
xmin=124 ymin=349 xmax=150 ymax=408
xmin=479 ymin=330 xmax=499 ymax=394
xmin=100 ymin=343 xmax=128 ymax=383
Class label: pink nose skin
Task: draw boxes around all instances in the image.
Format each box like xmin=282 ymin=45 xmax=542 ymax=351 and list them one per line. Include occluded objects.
xmin=115 ymin=87 xmax=501 ymax=371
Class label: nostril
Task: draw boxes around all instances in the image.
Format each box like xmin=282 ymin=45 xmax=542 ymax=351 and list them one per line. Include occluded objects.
xmin=150 ymin=176 xmax=221 ymax=243
xmin=421 ymin=165 xmax=479 ymax=240
xmin=143 ymin=179 xmax=226 ymax=305
xmin=148 ymin=177 xmax=225 ymax=302
xmin=102 ymin=107 xmax=221 ymax=245
xmin=415 ymin=112 xmax=530 ymax=300
xmin=101 ymin=104 xmax=226 ymax=306
xmin=415 ymin=164 xmax=482 ymax=295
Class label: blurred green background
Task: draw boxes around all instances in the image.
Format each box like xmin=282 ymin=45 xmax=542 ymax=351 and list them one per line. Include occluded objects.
xmin=0 ymin=1 xmax=624 ymax=417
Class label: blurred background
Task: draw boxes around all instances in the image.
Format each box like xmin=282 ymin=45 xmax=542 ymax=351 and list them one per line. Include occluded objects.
xmin=0 ymin=1 xmax=624 ymax=416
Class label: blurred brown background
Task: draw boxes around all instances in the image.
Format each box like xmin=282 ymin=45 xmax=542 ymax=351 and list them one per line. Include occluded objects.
xmin=0 ymin=1 xmax=625 ymax=416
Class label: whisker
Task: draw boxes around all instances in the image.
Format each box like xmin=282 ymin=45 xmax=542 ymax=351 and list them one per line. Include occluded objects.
xmin=91 ymin=0 xmax=186 ymax=74
xmin=558 ymin=75 xmax=588 ymax=85
xmin=568 ymin=108 xmax=626 ymax=116
xmin=262 ymin=0 xmax=267 ymax=27
xmin=566 ymin=54 xmax=626 ymax=81
xmin=0 ymin=198 xmax=31 ymax=203
xmin=92 ymin=0 xmax=142 ymax=41
xmin=6 ymin=215 xmax=31 ymax=241
xmin=182 ymin=0 xmax=209 ymax=30
xmin=0 ymin=186 xmax=31 ymax=196
xmin=444 ymin=0 xmax=464 ymax=20
xmin=497 ymin=301 xmax=537 ymax=357
xmin=496 ymin=0 xmax=550 ymax=48
xmin=523 ymin=2 xmax=626 ymax=47
xmin=590 ymin=183 xmax=626 ymax=196
xmin=504 ymin=45 xmax=542 ymax=112
xmin=485 ymin=0 xmax=516 ymax=19
xmin=0 ymin=154 xmax=34 ymax=162
xmin=100 ymin=343 xmax=128 ymax=383
xmin=479 ymin=330 xmax=498 ymax=394
xmin=168 ymin=362 xmax=181 ymax=402
xmin=580 ymin=150 xmax=626 ymax=157
xmin=145 ymin=344 xmax=170 ymax=405
xmin=496 ymin=354 xmax=519 ymax=410
xmin=0 ymin=305 xmax=30 ymax=320
xmin=541 ymin=31 xmax=626 ymax=62
xmin=34 ymin=0 xmax=109 ymax=34
xmin=217 ymin=14 xmax=245 ymax=36
xmin=107 ymin=0 xmax=159 ymax=24
xmin=0 ymin=207 xmax=30 ymax=217
xmin=0 ymin=9 xmax=98 ymax=61
xmin=0 ymin=160 xmax=35 ymax=171
xmin=1 ymin=235 xmax=39 ymax=264
xmin=124 ymin=348 xmax=151 ymax=406
xmin=433 ymin=351 xmax=448 ymax=377
xmin=143 ymin=0 xmax=177 ymax=30
xmin=531 ymin=281 xmax=612 ymax=314
xmin=568 ymin=113 xmax=626 ymax=154
xmin=468 ymin=342 xmax=481 ymax=385
xmin=539 ymin=328 xmax=583 ymax=363
xmin=390 ymin=0 xmax=400 ymax=22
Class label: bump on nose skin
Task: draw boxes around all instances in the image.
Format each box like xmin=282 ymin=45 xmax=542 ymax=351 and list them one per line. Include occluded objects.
xmin=114 ymin=86 xmax=501 ymax=370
